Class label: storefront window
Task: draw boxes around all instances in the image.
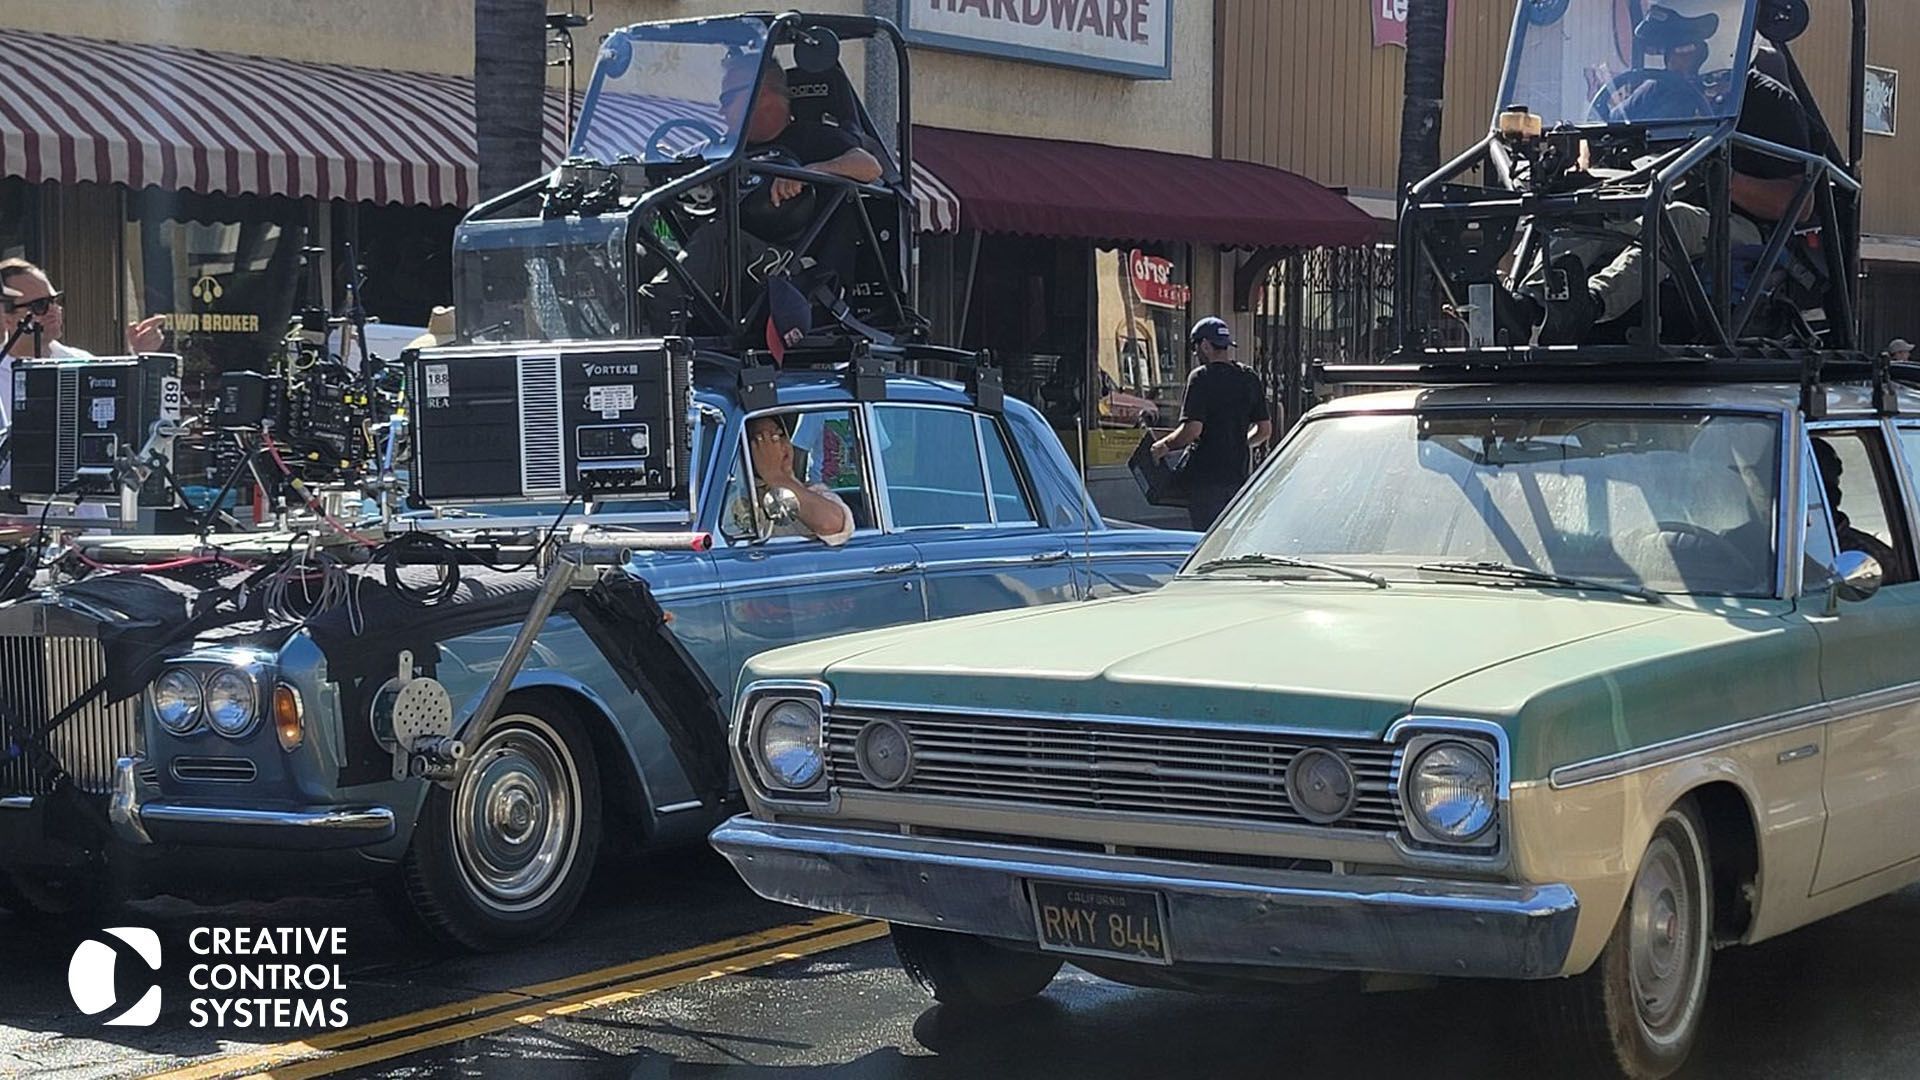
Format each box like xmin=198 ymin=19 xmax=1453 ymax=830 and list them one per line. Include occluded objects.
xmin=1091 ymin=244 xmax=1191 ymax=466
xmin=128 ymin=189 xmax=312 ymax=377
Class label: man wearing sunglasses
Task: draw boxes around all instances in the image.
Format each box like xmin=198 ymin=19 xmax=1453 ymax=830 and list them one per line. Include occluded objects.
xmin=0 ymin=259 xmax=166 ymax=361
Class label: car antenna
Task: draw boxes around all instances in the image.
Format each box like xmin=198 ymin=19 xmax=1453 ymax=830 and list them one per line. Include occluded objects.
xmin=1075 ymin=400 xmax=1095 ymax=601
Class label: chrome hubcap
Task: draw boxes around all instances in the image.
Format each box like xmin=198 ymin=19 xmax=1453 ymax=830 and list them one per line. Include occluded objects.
xmin=1628 ymin=831 xmax=1700 ymax=1039
xmin=452 ymin=717 xmax=579 ymax=912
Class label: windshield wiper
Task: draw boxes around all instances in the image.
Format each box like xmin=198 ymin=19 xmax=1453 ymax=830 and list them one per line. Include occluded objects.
xmin=1189 ymin=553 xmax=1388 ymax=588
xmin=1416 ymin=561 xmax=1664 ymax=604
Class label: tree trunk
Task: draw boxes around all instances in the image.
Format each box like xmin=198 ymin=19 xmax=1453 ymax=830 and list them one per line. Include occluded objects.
xmin=474 ymin=0 xmax=549 ymax=202
xmin=1397 ymin=0 xmax=1450 ymax=207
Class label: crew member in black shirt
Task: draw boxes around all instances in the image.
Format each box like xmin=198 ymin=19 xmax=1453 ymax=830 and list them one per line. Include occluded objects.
xmin=1152 ymin=317 xmax=1272 ymax=531
xmin=1500 ymin=7 xmax=1817 ymax=343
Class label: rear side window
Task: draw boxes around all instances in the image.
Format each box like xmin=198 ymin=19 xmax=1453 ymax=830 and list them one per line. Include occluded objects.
xmin=979 ymin=417 xmax=1038 ymax=525
xmin=873 ymin=406 xmax=990 ymax=528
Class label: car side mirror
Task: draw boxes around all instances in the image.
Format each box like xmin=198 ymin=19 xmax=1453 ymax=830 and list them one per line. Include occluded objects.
xmin=1833 ymin=549 xmax=1883 ymax=604
xmin=757 ymin=485 xmax=800 ymax=541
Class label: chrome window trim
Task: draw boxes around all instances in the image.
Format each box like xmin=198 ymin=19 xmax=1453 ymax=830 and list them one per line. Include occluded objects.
xmin=867 ymin=401 xmax=1034 ymax=534
xmin=978 ymin=414 xmax=1042 ymax=527
xmin=1540 ymin=681 xmax=1920 ymax=789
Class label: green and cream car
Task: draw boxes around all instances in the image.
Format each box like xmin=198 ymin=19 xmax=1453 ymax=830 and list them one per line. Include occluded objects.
xmin=714 ymin=380 xmax=1920 ymax=1078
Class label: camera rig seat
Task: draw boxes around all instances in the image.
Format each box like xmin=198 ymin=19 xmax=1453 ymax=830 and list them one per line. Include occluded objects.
xmin=452 ymin=12 xmax=923 ymax=364
xmin=1381 ymin=0 xmax=1882 ymax=416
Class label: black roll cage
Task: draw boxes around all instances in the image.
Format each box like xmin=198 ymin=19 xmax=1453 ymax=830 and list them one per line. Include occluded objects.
xmin=1378 ymin=0 xmax=1882 ymax=416
xmin=463 ymin=12 xmax=919 ymax=355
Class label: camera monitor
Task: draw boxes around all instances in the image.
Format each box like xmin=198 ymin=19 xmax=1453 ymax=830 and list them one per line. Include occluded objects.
xmin=6 ymin=354 xmax=182 ymax=519
xmin=407 ymin=339 xmax=692 ymax=512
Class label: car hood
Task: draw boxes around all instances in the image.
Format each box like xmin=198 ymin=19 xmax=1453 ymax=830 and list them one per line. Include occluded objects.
xmin=746 ymin=579 xmax=1684 ymax=737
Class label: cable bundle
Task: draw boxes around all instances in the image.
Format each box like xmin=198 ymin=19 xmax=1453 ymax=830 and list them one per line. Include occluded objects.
xmin=260 ymin=545 xmax=363 ymax=632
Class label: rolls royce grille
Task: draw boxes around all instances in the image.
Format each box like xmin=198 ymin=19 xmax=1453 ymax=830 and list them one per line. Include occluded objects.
xmin=0 ymin=635 xmax=141 ymax=796
xmin=823 ymin=707 xmax=1405 ymax=833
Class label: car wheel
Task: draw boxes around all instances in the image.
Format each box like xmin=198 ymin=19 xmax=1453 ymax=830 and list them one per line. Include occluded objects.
xmin=1537 ymin=799 xmax=1713 ymax=1079
xmin=395 ymin=692 xmax=602 ymax=952
xmin=890 ymin=924 xmax=1062 ymax=1010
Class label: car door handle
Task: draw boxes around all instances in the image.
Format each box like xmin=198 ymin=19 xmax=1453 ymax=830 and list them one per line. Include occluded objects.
xmin=871 ymin=561 xmax=923 ymax=575
xmin=1030 ymin=549 xmax=1072 ymax=563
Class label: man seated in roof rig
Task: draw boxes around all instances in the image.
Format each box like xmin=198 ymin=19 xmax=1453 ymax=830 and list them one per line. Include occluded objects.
xmin=641 ymin=54 xmax=882 ymax=333
xmin=1495 ymin=4 xmax=1816 ymax=345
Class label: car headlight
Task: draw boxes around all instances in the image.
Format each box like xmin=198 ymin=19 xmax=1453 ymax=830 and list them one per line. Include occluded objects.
xmin=151 ymin=669 xmax=203 ymax=735
xmin=754 ymin=698 xmax=824 ymax=790
xmin=204 ymin=669 xmax=259 ymax=737
xmin=1407 ymin=741 xmax=1497 ymax=842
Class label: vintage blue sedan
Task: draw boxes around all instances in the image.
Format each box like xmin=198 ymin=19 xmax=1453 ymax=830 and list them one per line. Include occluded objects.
xmin=0 ymin=367 xmax=1194 ymax=948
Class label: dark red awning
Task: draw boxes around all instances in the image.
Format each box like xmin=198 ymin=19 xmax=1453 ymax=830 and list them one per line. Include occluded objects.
xmin=912 ymin=126 xmax=1376 ymax=250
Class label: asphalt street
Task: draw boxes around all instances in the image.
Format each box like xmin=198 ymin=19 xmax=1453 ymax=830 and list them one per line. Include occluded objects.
xmin=4 ymin=845 xmax=1919 ymax=1080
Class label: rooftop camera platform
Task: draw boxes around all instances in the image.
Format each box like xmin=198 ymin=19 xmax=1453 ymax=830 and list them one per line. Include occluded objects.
xmin=1379 ymin=0 xmax=1871 ymax=417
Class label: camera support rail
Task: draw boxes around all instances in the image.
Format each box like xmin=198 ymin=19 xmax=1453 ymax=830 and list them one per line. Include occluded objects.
xmin=382 ymin=530 xmax=710 ymax=787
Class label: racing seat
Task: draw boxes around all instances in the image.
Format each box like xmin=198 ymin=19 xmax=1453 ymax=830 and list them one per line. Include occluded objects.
xmin=782 ymin=62 xmax=908 ymax=334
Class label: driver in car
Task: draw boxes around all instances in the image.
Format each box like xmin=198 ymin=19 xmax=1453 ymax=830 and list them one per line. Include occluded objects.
xmin=731 ymin=415 xmax=855 ymax=546
xmin=1497 ymin=5 xmax=1815 ymax=344
xmin=642 ymin=58 xmax=881 ymax=331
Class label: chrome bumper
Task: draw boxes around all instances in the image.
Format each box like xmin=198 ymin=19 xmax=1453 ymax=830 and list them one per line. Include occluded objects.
xmin=711 ymin=817 xmax=1579 ymax=979
xmin=108 ymin=757 xmax=395 ymax=851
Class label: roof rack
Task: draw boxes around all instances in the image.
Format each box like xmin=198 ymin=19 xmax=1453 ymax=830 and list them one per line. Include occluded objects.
xmin=692 ymin=337 xmax=1003 ymax=412
xmin=1317 ymin=346 xmax=1906 ymax=420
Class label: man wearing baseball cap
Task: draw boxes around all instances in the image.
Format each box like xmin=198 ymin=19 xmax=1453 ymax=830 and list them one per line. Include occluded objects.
xmin=1888 ymin=338 xmax=1913 ymax=364
xmin=1151 ymin=316 xmax=1272 ymax=530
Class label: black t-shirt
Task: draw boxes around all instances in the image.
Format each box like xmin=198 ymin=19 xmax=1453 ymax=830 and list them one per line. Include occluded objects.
xmin=751 ymin=119 xmax=858 ymax=169
xmin=1178 ymin=361 xmax=1268 ymax=486
xmin=1733 ymin=69 xmax=1812 ymax=183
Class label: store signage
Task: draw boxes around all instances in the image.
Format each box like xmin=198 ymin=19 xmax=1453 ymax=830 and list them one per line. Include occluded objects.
xmin=162 ymin=313 xmax=263 ymax=334
xmin=901 ymin=0 xmax=1174 ymax=80
xmin=1129 ymin=249 xmax=1190 ymax=308
xmin=1372 ymin=0 xmax=1456 ymax=49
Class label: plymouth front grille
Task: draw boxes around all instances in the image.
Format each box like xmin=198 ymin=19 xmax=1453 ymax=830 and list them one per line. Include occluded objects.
xmin=0 ymin=635 xmax=141 ymax=796
xmin=824 ymin=708 xmax=1406 ymax=833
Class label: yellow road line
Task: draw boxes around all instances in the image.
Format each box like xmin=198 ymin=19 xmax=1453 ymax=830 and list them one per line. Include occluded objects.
xmin=259 ymin=922 xmax=889 ymax=1079
xmin=140 ymin=915 xmax=871 ymax=1080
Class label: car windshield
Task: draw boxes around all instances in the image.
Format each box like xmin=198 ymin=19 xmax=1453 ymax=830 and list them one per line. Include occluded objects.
xmin=1498 ymin=0 xmax=1754 ymax=129
xmin=1188 ymin=411 xmax=1781 ymax=598
xmin=572 ymin=17 xmax=764 ymax=164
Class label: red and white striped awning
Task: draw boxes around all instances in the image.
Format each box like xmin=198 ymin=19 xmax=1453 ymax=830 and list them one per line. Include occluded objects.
xmin=912 ymin=166 xmax=961 ymax=235
xmin=0 ymin=29 xmax=969 ymax=227
xmin=0 ymin=30 xmax=583 ymax=207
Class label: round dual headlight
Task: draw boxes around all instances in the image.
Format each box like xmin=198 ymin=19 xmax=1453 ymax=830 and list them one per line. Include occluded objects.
xmin=204 ymin=670 xmax=259 ymax=737
xmin=1408 ymin=741 xmax=1498 ymax=842
xmin=151 ymin=669 xmax=203 ymax=734
xmin=755 ymin=699 xmax=824 ymax=790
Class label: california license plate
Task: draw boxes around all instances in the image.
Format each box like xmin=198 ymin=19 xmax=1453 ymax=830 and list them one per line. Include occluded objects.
xmin=1028 ymin=881 xmax=1170 ymax=964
